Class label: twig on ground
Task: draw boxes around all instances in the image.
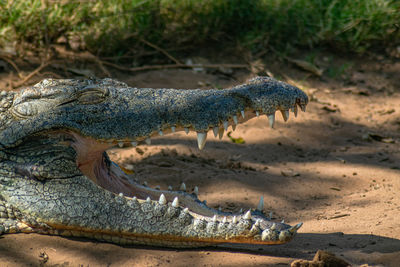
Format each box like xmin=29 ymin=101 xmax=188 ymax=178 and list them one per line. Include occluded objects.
xmin=12 ymin=61 xmax=52 ymax=88
xmin=88 ymin=52 xmax=111 ymax=77
xmin=0 ymin=56 xmax=22 ymax=78
xmin=138 ymin=38 xmax=183 ymax=65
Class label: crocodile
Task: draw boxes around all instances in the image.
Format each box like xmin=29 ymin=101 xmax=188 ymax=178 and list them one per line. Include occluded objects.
xmin=0 ymin=76 xmax=308 ymax=248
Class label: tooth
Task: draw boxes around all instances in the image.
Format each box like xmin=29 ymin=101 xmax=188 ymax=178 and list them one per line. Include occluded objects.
xmin=118 ymin=192 xmax=124 ymax=197
xmin=280 ymin=110 xmax=289 ymax=122
xmin=145 ymin=138 xmax=151 ymax=145
xmin=222 ymin=217 xmax=227 ymax=223
xmin=183 ymin=207 xmax=189 ymax=213
xmin=159 ymin=194 xmax=167 ymax=205
xmin=261 ymin=229 xmax=269 ymax=241
xmin=256 ymin=111 xmax=260 ymax=117
xmin=281 ymin=219 xmax=285 ymax=223
xmin=184 ymin=127 xmax=189 ymax=134
xmin=131 ymin=141 xmax=137 ymax=147
xmin=243 ymin=210 xmax=252 ymax=220
xmin=292 ymin=106 xmax=298 ymax=117
xmin=213 ymin=127 xmax=219 ymax=137
xmin=254 ymin=219 xmax=260 ymax=227
xmin=268 ymin=113 xmax=275 ymax=128
xmin=218 ymin=128 xmax=224 ymax=140
xmin=256 ymin=196 xmax=264 ymax=211
xmin=172 ymin=197 xmax=179 ymax=207
xmin=118 ymin=142 xmax=123 ymax=148
xmin=223 ymin=121 xmax=229 ymax=131
xmin=171 ymin=126 xmax=176 ymax=133
xmin=168 ymin=185 xmax=173 ymax=191
xmin=289 ymin=222 xmax=303 ymax=233
xmin=159 ymin=130 xmax=163 ymax=136
xmin=180 ymin=182 xmax=186 ymax=191
xmin=197 ymin=132 xmax=207 ymax=150
xmin=241 ymin=110 xmax=245 ymax=118
xmin=193 ymin=186 xmax=199 ymax=195
xmin=232 ymin=216 xmax=237 ymax=224
xmin=233 ymin=115 xmax=238 ymax=125
xmin=300 ymin=104 xmax=306 ymax=112
xmin=146 ymin=197 xmax=151 ymax=203
xmin=271 ymin=223 xmax=276 ymax=230
xmin=212 ymin=215 xmax=217 ymax=222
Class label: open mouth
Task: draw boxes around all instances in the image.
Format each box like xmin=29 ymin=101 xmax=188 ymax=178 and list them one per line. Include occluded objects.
xmin=66 ymin=105 xmax=304 ymax=244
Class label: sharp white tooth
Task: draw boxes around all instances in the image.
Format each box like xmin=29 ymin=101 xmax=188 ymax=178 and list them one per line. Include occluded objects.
xmin=256 ymin=196 xmax=264 ymax=211
xmin=171 ymin=126 xmax=176 ymax=133
xmin=241 ymin=110 xmax=245 ymax=118
xmin=168 ymin=185 xmax=173 ymax=191
xmin=118 ymin=142 xmax=123 ymax=148
xmin=184 ymin=127 xmax=189 ymax=134
xmin=256 ymin=111 xmax=260 ymax=117
xmin=193 ymin=186 xmax=199 ymax=195
xmin=146 ymin=197 xmax=151 ymax=203
xmin=223 ymin=121 xmax=229 ymax=131
xmin=233 ymin=115 xmax=238 ymax=125
xmin=218 ymin=128 xmax=224 ymax=140
xmin=281 ymin=219 xmax=285 ymax=224
xmin=292 ymin=106 xmax=298 ymax=117
xmin=232 ymin=216 xmax=237 ymax=224
xmin=131 ymin=141 xmax=137 ymax=147
xmin=180 ymin=182 xmax=186 ymax=191
xmin=212 ymin=215 xmax=217 ymax=222
xmin=280 ymin=110 xmax=289 ymax=122
xmin=196 ymin=132 xmax=207 ymax=150
xmin=159 ymin=130 xmax=164 ymax=136
xmin=213 ymin=127 xmax=219 ymax=137
xmin=145 ymin=138 xmax=151 ymax=145
xmin=268 ymin=113 xmax=275 ymax=128
xmin=271 ymin=223 xmax=276 ymax=230
xmin=243 ymin=210 xmax=252 ymax=220
xmin=222 ymin=216 xmax=227 ymax=223
xmin=172 ymin=197 xmax=179 ymax=207
xmin=183 ymin=207 xmax=189 ymax=213
xmin=158 ymin=194 xmax=167 ymax=205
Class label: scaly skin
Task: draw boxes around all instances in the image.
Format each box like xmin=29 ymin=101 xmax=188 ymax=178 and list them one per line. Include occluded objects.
xmin=0 ymin=76 xmax=308 ymax=247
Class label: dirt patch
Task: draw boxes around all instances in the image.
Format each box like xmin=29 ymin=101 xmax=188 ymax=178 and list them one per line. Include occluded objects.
xmin=0 ymin=53 xmax=399 ymax=266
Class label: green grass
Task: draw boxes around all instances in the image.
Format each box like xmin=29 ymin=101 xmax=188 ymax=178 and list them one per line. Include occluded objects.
xmin=0 ymin=0 xmax=399 ymax=56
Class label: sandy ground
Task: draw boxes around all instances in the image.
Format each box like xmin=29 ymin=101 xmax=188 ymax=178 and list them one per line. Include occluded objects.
xmin=0 ymin=53 xmax=399 ymax=266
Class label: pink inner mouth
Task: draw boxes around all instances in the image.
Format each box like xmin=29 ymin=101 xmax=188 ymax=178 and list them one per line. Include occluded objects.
xmin=69 ymin=132 xmax=216 ymax=216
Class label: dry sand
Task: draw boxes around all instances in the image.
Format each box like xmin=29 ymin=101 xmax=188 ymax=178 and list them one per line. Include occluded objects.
xmin=0 ymin=55 xmax=399 ymax=266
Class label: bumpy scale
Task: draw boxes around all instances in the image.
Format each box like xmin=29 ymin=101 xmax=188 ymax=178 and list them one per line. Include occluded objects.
xmin=0 ymin=76 xmax=307 ymax=247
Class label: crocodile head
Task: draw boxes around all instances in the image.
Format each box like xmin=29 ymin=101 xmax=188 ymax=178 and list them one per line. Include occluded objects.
xmin=0 ymin=76 xmax=308 ymax=247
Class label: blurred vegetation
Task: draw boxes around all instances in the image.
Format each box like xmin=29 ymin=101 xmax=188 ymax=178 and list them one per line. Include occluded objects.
xmin=0 ymin=0 xmax=399 ymax=56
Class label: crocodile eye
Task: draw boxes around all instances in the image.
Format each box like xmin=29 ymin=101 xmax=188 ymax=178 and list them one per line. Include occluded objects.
xmin=77 ymin=88 xmax=108 ymax=104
